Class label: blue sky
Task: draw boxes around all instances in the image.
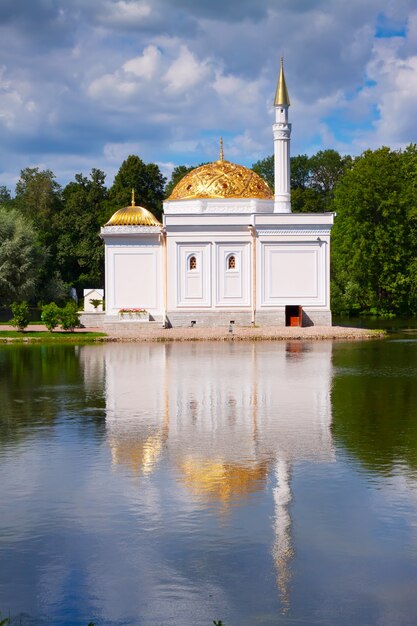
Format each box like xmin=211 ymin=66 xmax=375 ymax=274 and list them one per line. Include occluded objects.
xmin=0 ymin=0 xmax=416 ymax=190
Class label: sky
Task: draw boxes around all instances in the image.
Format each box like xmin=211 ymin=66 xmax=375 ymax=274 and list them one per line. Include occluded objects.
xmin=1 ymin=0 xmax=417 ymax=191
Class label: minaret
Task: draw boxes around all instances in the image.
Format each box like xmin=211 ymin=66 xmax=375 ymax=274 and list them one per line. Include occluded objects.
xmin=273 ymin=58 xmax=291 ymax=213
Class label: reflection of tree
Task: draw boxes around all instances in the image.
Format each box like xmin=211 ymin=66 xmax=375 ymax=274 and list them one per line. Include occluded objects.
xmin=0 ymin=345 xmax=105 ymax=447
xmin=331 ymin=342 xmax=417 ymax=474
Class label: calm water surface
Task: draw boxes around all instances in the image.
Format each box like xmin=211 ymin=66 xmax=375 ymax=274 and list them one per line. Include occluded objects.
xmin=1 ymin=337 xmax=417 ymax=625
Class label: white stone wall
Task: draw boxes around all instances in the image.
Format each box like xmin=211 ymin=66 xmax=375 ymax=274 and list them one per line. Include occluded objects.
xmin=102 ymin=229 xmax=163 ymax=317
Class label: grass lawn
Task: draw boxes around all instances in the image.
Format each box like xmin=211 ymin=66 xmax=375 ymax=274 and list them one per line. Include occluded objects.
xmin=0 ymin=330 xmax=107 ymax=343
xmin=0 ymin=321 xmax=43 ymax=325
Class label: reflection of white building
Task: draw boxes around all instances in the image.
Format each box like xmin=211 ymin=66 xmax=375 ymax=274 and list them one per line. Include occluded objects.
xmin=80 ymin=341 xmax=334 ymax=606
xmin=100 ymin=61 xmax=334 ymax=327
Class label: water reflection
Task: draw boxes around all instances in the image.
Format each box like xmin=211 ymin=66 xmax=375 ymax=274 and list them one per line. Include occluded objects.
xmin=81 ymin=341 xmax=334 ymax=610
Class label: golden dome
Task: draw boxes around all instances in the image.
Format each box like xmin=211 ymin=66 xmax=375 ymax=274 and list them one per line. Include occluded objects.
xmin=105 ymin=190 xmax=161 ymax=226
xmin=168 ymin=157 xmax=273 ymax=201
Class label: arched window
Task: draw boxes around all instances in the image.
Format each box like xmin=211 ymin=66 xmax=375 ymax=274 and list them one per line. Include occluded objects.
xmin=227 ymin=255 xmax=236 ymax=270
xmin=189 ymin=255 xmax=197 ymax=270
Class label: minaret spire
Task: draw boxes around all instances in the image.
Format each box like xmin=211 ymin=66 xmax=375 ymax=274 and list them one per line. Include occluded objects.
xmin=273 ymin=57 xmax=292 ymax=213
xmin=274 ymin=57 xmax=291 ymax=107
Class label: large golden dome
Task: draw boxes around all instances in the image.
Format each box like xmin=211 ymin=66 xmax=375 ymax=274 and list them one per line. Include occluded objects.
xmin=105 ymin=191 xmax=161 ymax=227
xmin=168 ymin=157 xmax=273 ymax=201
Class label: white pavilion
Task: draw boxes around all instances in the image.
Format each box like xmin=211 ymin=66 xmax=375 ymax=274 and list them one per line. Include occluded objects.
xmin=100 ymin=61 xmax=334 ymax=327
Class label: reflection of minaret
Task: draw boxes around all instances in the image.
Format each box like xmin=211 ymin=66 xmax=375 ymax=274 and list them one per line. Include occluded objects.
xmin=273 ymin=459 xmax=293 ymax=612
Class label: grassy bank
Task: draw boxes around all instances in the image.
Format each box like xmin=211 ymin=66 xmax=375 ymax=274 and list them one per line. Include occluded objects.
xmin=0 ymin=331 xmax=107 ymax=344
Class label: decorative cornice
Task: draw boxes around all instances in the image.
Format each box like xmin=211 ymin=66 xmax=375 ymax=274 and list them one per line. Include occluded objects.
xmin=257 ymin=228 xmax=331 ymax=236
xmin=101 ymin=226 xmax=162 ymax=235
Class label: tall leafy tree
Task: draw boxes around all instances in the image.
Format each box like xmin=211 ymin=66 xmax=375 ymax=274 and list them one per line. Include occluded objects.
xmin=14 ymin=167 xmax=63 ymax=299
xmin=0 ymin=207 xmax=39 ymax=305
xmin=57 ymin=169 xmax=108 ymax=290
xmin=108 ymin=155 xmax=166 ymax=221
xmin=331 ymin=146 xmax=413 ymax=315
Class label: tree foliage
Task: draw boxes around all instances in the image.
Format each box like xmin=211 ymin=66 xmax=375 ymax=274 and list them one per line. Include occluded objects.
xmin=57 ymin=169 xmax=108 ymax=289
xmin=108 ymin=155 xmax=166 ymax=221
xmin=252 ymin=150 xmax=352 ymax=212
xmin=331 ymin=145 xmax=417 ymax=315
xmin=0 ymin=207 xmax=39 ymax=305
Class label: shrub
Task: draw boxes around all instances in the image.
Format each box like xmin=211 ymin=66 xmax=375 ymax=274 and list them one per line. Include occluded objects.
xmin=41 ymin=302 xmax=61 ymax=331
xmin=10 ymin=301 xmax=30 ymax=331
xmin=59 ymin=301 xmax=80 ymax=332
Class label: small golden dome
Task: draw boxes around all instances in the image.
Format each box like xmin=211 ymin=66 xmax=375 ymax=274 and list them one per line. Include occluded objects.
xmin=168 ymin=159 xmax=273 ymax=201
xmin=105 ymin=190 xmax=161 ymax=226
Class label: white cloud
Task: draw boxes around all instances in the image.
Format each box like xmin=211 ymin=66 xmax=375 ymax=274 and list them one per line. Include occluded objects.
xmin=123 ymin=45 xmax=161 ymax=80
xmin=163 ymin=45 xmax=209 ymax=93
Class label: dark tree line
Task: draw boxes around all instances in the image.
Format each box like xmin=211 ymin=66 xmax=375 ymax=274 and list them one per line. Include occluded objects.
xmin=1 ymin=146 xmax=417 ymax=316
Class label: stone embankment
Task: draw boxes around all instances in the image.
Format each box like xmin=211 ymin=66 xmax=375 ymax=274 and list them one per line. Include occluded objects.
xmin=102 ymin=324 xmax=384 ymax=342
xmin=0 ymin=324 xmax=384 ymax=342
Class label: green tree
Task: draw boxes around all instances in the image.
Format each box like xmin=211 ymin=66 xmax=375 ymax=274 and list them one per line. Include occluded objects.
xmin=10 ymin=301 xmax=30 ymax=330
xmin=15 ymin=167 xmax=62 ymax=236
xmin=291 ymin=154 xmax=311 ymax=189
xmin=0 ymin=185 xmax=12 ymax=207
xmin=41 ymin=302 xmax=61 ymax=331
xmin=59 ymin=301 xmax=80 ymax=331
xmin=14 ymin=167 xmax=63 ymax=299
xmin=57 ymin=169 xmax=108 ymax=290
xmin=108 ymin=155 xmax=166 ymax=221
xmin=252 ymin=155 xmax=274 ymax=190
xmin=165 ymin=165 xmax=196 ymax=198
xmin=309 ymin=149 xmax=352 ymax=195
xmin=0 ymin=207 xmax=39 ymax=305
xmin=331 ymin=146 xmax=412 ymax=315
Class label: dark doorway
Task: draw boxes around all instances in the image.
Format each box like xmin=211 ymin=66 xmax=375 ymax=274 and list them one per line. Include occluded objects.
xmin=285 ymin=305 xmax=303 ymax=327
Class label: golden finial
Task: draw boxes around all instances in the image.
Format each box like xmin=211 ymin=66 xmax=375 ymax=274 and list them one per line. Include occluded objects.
xmin=131 ymin=188 xmax=135 ymax=206
xmin=274 ymin=57 xmax=290 ymax=107
xmin=219 ymin=137 xmax=224 ymax=162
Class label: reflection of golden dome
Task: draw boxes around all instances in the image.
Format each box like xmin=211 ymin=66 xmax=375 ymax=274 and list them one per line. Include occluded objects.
xmin=168 ymin=159 xmax=273 ymax=201
xmin=179 ymin=458 xmax=268 ymax=503
xmin=105 ymin=190 xmax=161 ymax=226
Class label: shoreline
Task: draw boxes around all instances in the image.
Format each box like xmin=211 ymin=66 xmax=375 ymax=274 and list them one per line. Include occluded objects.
xmin=101 ymin=325 xmax=385 ymax=342
xmin=0 ymin=324 xmax=384 ymax=343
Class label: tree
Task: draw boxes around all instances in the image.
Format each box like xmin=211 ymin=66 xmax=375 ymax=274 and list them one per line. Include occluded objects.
xmin=57 ymin=169 xmax=108 ymax=290
xmin=331 ymin=146 xmax=413 ymax=315
xmin=108 ymin=155 xmax=166 ymax=221
xmin=165 ymin=165 xmax=196 ymax=198
xmin=0 ymin=186 xmax=12 ymax=207
xmin=14 ymin=167 xmax=63 ymax=298
xmin=252 ymin=151 xmax=351 ymax=212
xmin=309 ymin=149 xmax=351 ymax=195
xmin=290 ymin=154 xmax=311 ymax=189
xmin=252 ymin=155 xmax=274 ymax=190
xmin=10 ymin=301 xmax=30 ymax=330
xmin=14 ymin=167 xmax=62 ymax=236
xmin=0 ymin=207 xmax=39 ymax=305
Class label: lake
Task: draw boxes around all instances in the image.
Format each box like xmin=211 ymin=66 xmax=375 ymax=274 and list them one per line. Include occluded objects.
xmin=1 ymin=334 xmax=417 ymax=625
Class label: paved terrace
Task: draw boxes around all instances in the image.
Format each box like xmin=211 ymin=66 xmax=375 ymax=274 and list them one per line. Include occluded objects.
xmin=0 ymin=323 xmax=384 ymax=342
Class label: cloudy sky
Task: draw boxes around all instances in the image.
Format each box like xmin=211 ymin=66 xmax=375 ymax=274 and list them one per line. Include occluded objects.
xmin=1 ymin=0 xmax=416 ymax=190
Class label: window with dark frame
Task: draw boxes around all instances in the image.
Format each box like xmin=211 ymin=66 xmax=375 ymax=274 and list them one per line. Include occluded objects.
xmin=189 ymin=255 xmax=197 ymax=270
